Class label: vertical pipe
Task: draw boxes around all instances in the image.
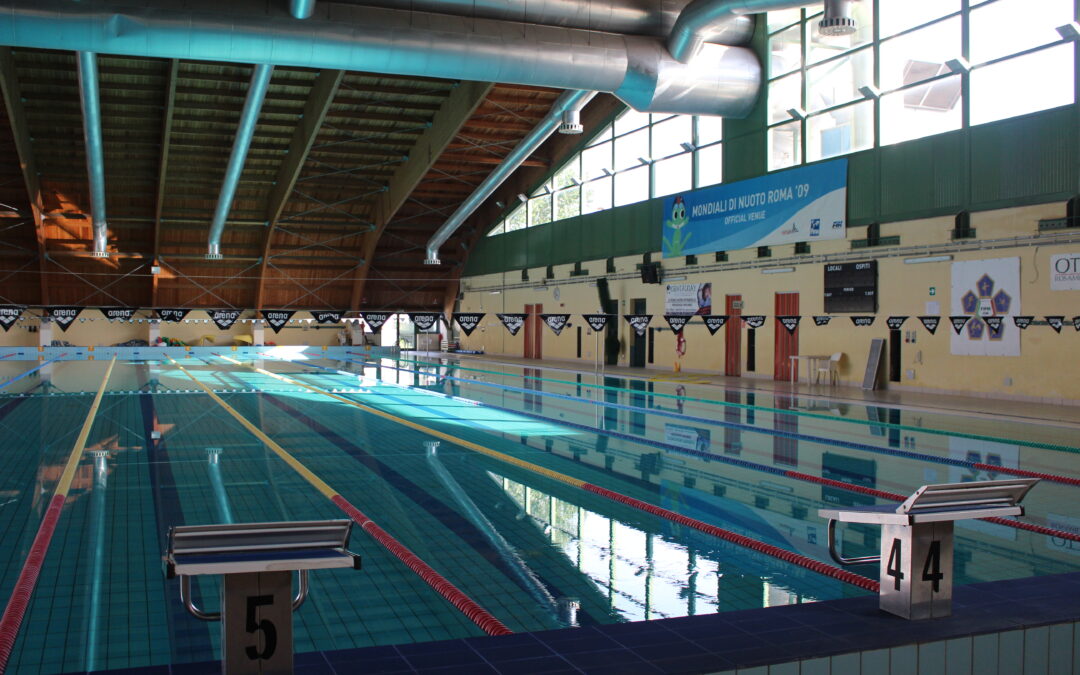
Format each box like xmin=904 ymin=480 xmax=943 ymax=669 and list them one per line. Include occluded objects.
xmin=76 ymin=52 xmax=109 ymax=257
xmin=289 ymin=0 xmax=316 ymax=18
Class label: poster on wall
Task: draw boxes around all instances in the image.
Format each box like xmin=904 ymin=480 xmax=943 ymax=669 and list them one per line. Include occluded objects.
xmin=661 ymin=158 xmax=847 ymax=258
xmin=950 ymin=257 xmax=1020 ymax=356
xmin=665 ymin=283 xmax=712 ymax=315
xmin=409 ymin=313 xmax=441 ymax=331
xmin=48 ymin=307 xmax=82 ymax=331
xmin=1050 ymin=252 xmax=1080 ymax=290
xmin=452 ymin=313 xmax=484 ymax=336
xmin=497 ymin=313 xmax=527 ymax=336
xmin=359 ymin=312 xmax=390 ymax=332
xmin=210 ymin=309 xmax=241 ymax=330
xmin=540 ymin=314 xmax=570 ymax=335
xmin=0 ymin=305 xmax=24 ymax=331
xmin=262 ymin=310 xmax=295 ymax=333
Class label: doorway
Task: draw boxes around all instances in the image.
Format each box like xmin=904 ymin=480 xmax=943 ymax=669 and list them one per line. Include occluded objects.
xmin=725 ymin=295 xmax=742 ymax=377
xmin=629 ymin=298 xmax=646 ymax=368
xmin=523 ymin=303 xmax=543 ymax=359
xmin=773 ymin=292 xmax=800 ymax=381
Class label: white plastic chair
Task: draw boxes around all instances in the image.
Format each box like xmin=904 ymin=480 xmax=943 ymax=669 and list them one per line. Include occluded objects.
xmin=816 ymin=352 xmax=842 ymax=385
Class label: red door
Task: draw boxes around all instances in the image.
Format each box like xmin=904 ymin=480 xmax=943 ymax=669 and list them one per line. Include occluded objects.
xmin=725 ymin=295 xmax=742 ymax=377
xmin=532 ymin=303 xmax=543 ymax=360
xmin=773 ymin=292 xmax=800 ymax=381
xmin=523 ymin=304 xmax=543 ymax=360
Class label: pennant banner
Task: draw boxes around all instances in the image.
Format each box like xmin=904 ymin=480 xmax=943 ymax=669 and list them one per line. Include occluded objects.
xmin=777 ymin=316 xmax=801 ymax=335
xmin=949 ymin=316 xmax=971 ymax=334
xmin=851 ymin=316 xmax=875 ymax=327
xmin=360 ymin=312 xmax=391 ymax=332
xmin=582 ymin=314 xmax=614 ymax=332
xmin=48 ymin=307 xmax=83 ymax=331
xmin=984 ymin=316 xmax=1004 ymax=335
xmin=452 ymin=312 xmax=485 ymax=336
xmin=918 ymin=316 xmax=940 ymax=334
xmin=497 ymin=313 xmax=527 ymax=336
xmin=741 ymin=315 xmax=765 ymax=329
xmin=813 ymin=315 xmax=832 ymax=326
xmin=540 ymin=313 xmax=570 ymax=336
xmin=313 ymin=311 xmax=344 ymax=324
xmin=1074 ymin=316 xmax=1080 ymax=332
xmin=0 ymin=305 xmax=24 ymax=332
xmin=1012 ymin=316 xmax=1034 ymax=330
xmin=100 ymin=307 xmax=137 ymax=322
xmin=886 ymin=316 xmax=908 ymax=330
xmin=702 ymin=315 xmax=729 ymax=335
xmin=1046 ymin=316 xmax=1064 ymax=333
xmin=410 ymin=313 xmax=441 ymax=331
xmin=262 ymin=310 xmax=296 ymax=333
xmin=624 ymin=314 xmax=653 ymax=337
xmin=157 ymin=308 xmax=190 ymax=323
xmin=210 ymin=309 xmax=242 ymax=330
xmin=664 ymin=314 xmax=692 ymax=334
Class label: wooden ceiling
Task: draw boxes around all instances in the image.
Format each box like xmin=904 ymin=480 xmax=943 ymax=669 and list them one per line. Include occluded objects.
xmin=0 ymin=46 xmax=605 ymax=312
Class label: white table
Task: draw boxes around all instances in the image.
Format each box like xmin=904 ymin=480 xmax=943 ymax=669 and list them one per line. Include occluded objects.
xmin=789 ymin=354 xmax=831 ymax=383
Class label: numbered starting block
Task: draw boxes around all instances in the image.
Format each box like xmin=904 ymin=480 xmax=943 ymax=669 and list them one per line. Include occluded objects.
xmin=819 ymin=479 xmax=1038 ymax=620
xmin=164 ymin=520 xmax=361 ymax=674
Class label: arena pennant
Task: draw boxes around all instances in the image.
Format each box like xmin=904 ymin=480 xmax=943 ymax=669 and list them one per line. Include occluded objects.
xmin=48 ymin=306 xmax=83 ymax=331
xmin=813 ymin=315 xmax=832 ymax=326
xmin=540 ymin=313 xmax=570 ymax=336
xmin=0 ymin=305 xmax=24 ymax=331
xmin=741 ymin=315 xmax=765 ymax=329
xmin=984 ymin=316 xmax=1004 ymax=335
xmin=850 ymin=316 xmax=875 ymax=327
xmin=1046 ymin=316 xmax=1065 ymax=333
xmin=496 ymin=313 xmax=527 ymax=336
xmin=409 ymin=313 xmax=441 ymax=331
xmin=157 ymin=308 xmax=190 ymax=323
xmin=1074 ymin=316 xmax=1080 ymax=332
xmin=313 ymin=310 xmax=344 ymax=324
xmin=664 ymin=314 xmax=691 ymax=334
xmin=210 ymin=309 xmax=242 ymax=330
xmin=1012 ymin=316 xmax=1034 ymax=329
xmin=886 ymin=316 xmax=908 ymax=330
xmin=262 ymin=310 xmax=295 ymax=333
xmin=702 ymin=315 xmax=728 ymax=335
xmin=949 ymin=316 xmax=971 ymax=334
xmin=918 ymin=316 xmax=940 ymax=334
xmin=624 ymin=314 xmax=652 ymax=337
xmin=360 ymin=312 xmax=390 ymax=332
xmin=582 ymin=314 xmax=614 ymax=332
xmin=452 ymin=313 xmax=485 ymax=336
xmin=99 ymin=307 xmax=137 ymax=322
xmin=777 ymin=316 xmax=801 ymax=334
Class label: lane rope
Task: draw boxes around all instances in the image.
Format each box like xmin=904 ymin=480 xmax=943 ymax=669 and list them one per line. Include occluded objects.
xmin=0 ymin=355 xmax=68 ymax=392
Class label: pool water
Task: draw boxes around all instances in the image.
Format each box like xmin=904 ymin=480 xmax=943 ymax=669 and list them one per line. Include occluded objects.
xmin=0 ymin=355 xmax=1077 ymax=673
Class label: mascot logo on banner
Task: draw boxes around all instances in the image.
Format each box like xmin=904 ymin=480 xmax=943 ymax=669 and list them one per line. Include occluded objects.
xmin=314 ymin=311 xmax=343 ymax=324
xmin=886 ymin=316 xmax=908 ymax=330
xmin=777 ymin=316 xmax=801 ymax=334
xmin=851 ymin=316 xmax=875 ymax=327
xmin=741 ymin=315 xmax=765 ymax=329
xmin=211 ymin=309 xmax=242 ymax=330
xmin=583 ymin=314 xmax=612 ymax=332
xmin=624 ymin=314 xmax=652 ymax=337
xmin=664 ymin=315 xmax=691 ymax=334
xmin=1012 ymin=316 xmax=1034 ymax=330
xmin=360 ymin=312 xmax=390 ymax=332
xmin=919 ymin=316 xmax=941 ymax=334
xmin=1046 ymin=316 xmax=1064 ymax=333
xmin=497 ymin=313 xmax=527 ymax=336
xmin=48 ymin=307 xmax=83 ymax=331
xmin=702 ymin=315 xmax=728 ymax=335
xmin=813 ymin=315 xmax=832 ymax=326
xmin=262 ymin=310 xmax=295 ymax=333
xmin=0 ymin=305 xmax=24 ymax=331
xmin=157 ymin=308 xmax=190 ymax=323
xmin=949 ymin=316 xmax=971 ymax=334
xmin=452 ymin=313 xmax=484 ymax=336
xmin=540 ymin=314 xmax=570 ymax=336
xmin=101 ymin=307 xmax=137 ymax=322
xmin=409 ymin=313 xmax=440 ymax=331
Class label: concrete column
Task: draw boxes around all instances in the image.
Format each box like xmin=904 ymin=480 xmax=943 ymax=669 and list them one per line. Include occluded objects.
xmin=252 ymin=321 xmax=265 ymax=346
xmin=38 ymin=318 xmax=52 ymax=349
xmin=148 ymin=319 xmax=161 ymax=345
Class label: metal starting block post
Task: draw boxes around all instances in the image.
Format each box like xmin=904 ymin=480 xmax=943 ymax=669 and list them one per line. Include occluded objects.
xmin=819 ymin=479 xmax=1038 ymax=620
xmin=164 ymin=520 xmax=361 ymax=674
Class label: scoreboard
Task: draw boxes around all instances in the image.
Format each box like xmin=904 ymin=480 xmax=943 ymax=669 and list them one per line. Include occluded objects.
xmin=824 ymin=260 xmax=877 ymax=313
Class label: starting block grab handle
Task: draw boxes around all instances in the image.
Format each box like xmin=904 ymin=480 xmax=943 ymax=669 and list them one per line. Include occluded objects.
xmin=827 ymin=519 xmax=882 ymax=567
xmin=181 ymin=570 xmax=309 ymax=621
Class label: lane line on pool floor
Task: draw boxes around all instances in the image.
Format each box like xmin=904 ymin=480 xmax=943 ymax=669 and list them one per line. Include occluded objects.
xmin=212 ymin=354 xmax=879 ymax=593
xmin=164 ymin=357 xmax=512 ymax=637
xmin=0 ymin=356 xmax=117 ymax=673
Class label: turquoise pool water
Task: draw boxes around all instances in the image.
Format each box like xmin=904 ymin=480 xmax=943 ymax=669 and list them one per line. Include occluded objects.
xmin=0 ymin=356 xmax=1077 ymax=673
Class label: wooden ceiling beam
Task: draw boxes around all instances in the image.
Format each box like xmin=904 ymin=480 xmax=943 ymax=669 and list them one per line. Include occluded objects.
xmin=434 ymin=153 xmax=547 ymax=169
xmin=152 ymin=59 xmax=179 ymax=307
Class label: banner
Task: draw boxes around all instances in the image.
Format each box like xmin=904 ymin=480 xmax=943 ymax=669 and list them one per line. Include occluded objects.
xmin=813 ymin=315 xmax=832 ymax=326
xmin=48 ymin=307 xmax=82 ymax=331
xmin=540 ymin=314 xmax=570 ymax=336
xmin=664 ymin=315 xmax=692 ymax=334
xmin=1051 ymin=252 xmax=1080 ymax=290
xmin=409 ymin=313 xmax=441 ymax=331
xmin=741 ymin=315 xmax=765 ymax=329
xmin=210 ymin=309 xmax=242 ymax=330
xmin=157 ymin=308 xmax=190 ymax=322
xmin=1073 ymin=316 xmax=1080 ymax=332
xmin=100 ymin=307 xmax=137 ymax=322
xmin=951 ymin=257 xmax=1020 ymax=356
xmin=984 ymin=316 xmax=1004 ymax=333
xmin=850 ymin=316 xmax=875 ymax=327
xmin=919 ymin=316 xmax=940 ymax=334
xmin=664 ymin=283 xmax=712 ymax=315
xmin=262 ymin=310 xmax=295 ymax=333
xmin=1046 ymin=316 xmax=1064 ymax=333
xmin=1013 ymin=316 xmax=1034 ymax=330
xmin=703 ymin=315 xmax=728 ymax=335
xmin=497 ymin=313 xmax=527 ymax=336
xmin=777 ymin=316 xmax=801 ymax=334
xmin=662 ymin=158 xmax=846 ymax=257
xmin=313 ymin=310 xmax=344 ymax=324
xmin=949 ymin=316 xmax=971 ymax=334
xmin=624 ymin=314 xmax=652 ymax=336
xmin=360 ymin=312 xmax=391 ymax=332
xmin=0 ymin=305 xmax=23 ymax=331
xmin=582 ymin=314 xmax=614 ymax=332
xmin=886 ymin=316 xmax=908 ymax=330
xmin=452 ymin=313 xmax=484 ymax=336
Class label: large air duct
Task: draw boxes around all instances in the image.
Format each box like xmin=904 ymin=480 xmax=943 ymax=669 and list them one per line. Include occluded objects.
xmin=0 ymin=0 xmax=759 ymax=117
xmin=290 ymin=0 xmax=316 ymax=19
xmin=424 ymin=90 xmax=596 ymax=266
xmin=207 ymin=64 xmax=273 ymax=259
xmin=76 ymin=51 xmax=109 ymax=257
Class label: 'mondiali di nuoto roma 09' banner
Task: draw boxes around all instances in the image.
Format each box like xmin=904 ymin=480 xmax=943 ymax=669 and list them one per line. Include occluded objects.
xmin=661 ymin=158 xmax=847 ymax=258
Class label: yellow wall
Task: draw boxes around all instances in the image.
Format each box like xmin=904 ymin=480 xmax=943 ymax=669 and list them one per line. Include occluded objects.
xmin=458 ymin=202 xmax=1080 ymax=402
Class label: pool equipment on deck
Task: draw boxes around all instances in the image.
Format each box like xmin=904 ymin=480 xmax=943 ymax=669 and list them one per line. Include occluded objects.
xmin=163 ymin=520 xmax=361 ymax=674
xmin=820 ymin=479 xmax=1038 ymax=620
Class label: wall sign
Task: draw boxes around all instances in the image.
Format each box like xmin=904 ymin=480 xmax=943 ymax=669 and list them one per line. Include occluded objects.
xmin=662 ymin=158 xmax=847 ymax=257
xmin=1050 ymin=253 xmax=1080 ymax=290
xmin=950 ymin=257 xmax=1020 ymax=356
xmin=262 ymin=310 xmax=295 ymax=333
xmin=825 ymin=261 xmax=877 ymax=313
xmin=664 ymin=283 xmax=712 ymax=315
xmin=452 ymin=313 xmax=484 ymax=336
xmin=497 ymin=313 xmax=527 ymax=336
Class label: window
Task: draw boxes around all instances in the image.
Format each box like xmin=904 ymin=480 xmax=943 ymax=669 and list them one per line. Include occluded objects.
xmin=554 ymin=186 xmax=581 ymax=221
xmin=879 ymin=0 xmax=959 ymax=38
xmin=654 ymin=153 xmax=692 ymax=197
xmin=807 ymin=100 xmax=874 ymax=161
xmin=879 ymin=17 xmax=961 ymax=91
xmin=970 ymin=44 xmax=1075 ymax=125
xmin=880 ymin=74 xmax=962 ymax=145
xmin=769 ymin=120 xmax=802 ymax=171
xmin=696 ymin=143 xmax=723 ymax=188
xmin=528 ymin=189 xmax=552 ymax=226
xmin=614 ymin=165 xmax=649 ymax=206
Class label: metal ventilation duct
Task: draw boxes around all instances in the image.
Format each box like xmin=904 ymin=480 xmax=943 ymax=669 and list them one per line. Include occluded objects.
xmin=424 ymin=90 xmax=597 ymax=266
xmin=290 ymin=0 xmax=316 ymax=19
xmin=0 ymin=0 xmax=759 ymax=117
xmin=76 ymin=52 xmax=109 ymax=257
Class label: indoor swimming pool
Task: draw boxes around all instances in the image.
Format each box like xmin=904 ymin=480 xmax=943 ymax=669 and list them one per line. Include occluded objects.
xmin=0 ymin=353 xmax=1078 ymax=673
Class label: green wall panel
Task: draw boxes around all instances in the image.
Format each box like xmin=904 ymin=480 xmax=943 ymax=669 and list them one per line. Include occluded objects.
xmin=503 ymin=228 xmax=529 ymax=270
xmin=846 ymin=149 xmax=878 ymax=225
xmin=526 ymin=223 xmax=553 ymax=268
xmin=970 ymin=106 xmax=1077 ymax=206
xmin=548 ymin=218 xmax=581 ymax=266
